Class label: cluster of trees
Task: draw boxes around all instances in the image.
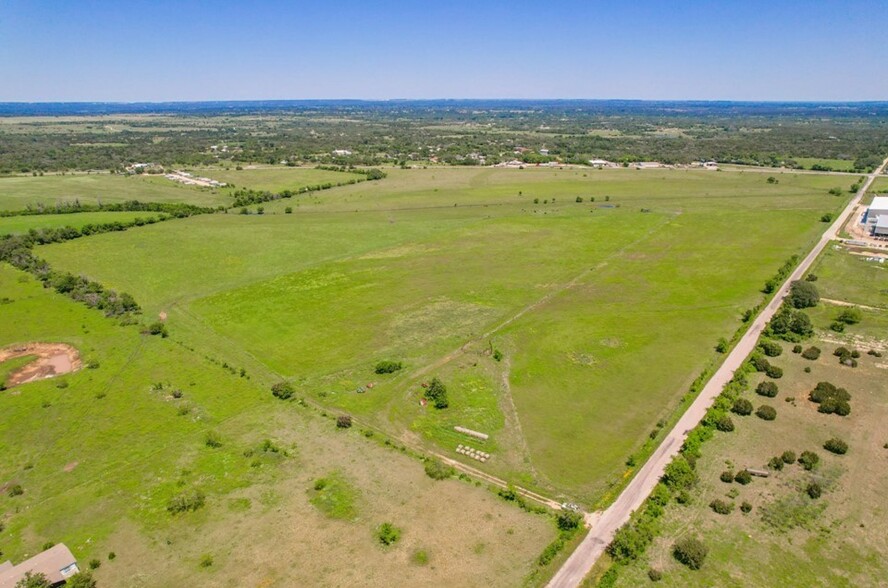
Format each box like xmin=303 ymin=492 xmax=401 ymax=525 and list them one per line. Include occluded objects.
xmin=766 ymin=306 xmax=814 ymax=342
xmin=762 ymin=256 xmax=800 ymax=294
xmin=0 ymin=225 xmax=147 ymax=318
xmin=809 ymin=381 xmax=851 ymax=415
xmin=1 ymin=199 xmax=214 ymax=220
xmin=831 ymin=307 xmax=862 ymax=332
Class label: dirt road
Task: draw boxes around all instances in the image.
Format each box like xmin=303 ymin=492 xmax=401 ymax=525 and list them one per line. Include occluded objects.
xmin=546 ymin=155 xmax=888 ymax=588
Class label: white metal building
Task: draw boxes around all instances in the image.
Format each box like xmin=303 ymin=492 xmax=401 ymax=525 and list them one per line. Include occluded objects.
xmin=864 ymin=196 xmax=888 ymax=236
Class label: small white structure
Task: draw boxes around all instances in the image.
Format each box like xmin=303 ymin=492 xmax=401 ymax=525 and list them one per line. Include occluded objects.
xmin=539 ymin=148 xmax=550 ymax=156
xmin=635 ymin=161 xmax=661 ymax=169
xmin=864 ymin=196 xmax=888 ymax=236
xmin=332 ymin=149 xmax=352 ymax=156
xmin=588 ymin=159 xmax=615 ymax=168
xmin=0 ymin=544 xmax=79 ymax=588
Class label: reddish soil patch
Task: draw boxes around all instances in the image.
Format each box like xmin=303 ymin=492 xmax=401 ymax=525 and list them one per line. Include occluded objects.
xmin=63 ymin=461 xmax=79 ymax=472
xmin=1 ymin=342 xmax=81 ymax=388
xmin=159 ymin=311 xmax=168 ymax=321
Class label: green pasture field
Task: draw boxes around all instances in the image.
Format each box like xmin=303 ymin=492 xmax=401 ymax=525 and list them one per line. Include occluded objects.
xmin=611 ymin=247 xmax=888 ymax=587
xmin=0 ymin=173 xmax=229 ymax=210
xmin=37 ymin=166 xmax=849 ymax=503
xmin=0 ymin=265 xmax=554 ymax=587
xmin=793 ymin=157 xmax=858 ymax=171
xmin=869 ymin=176 xmax=888 ymax=193
xmin=186 ymin=165 xmax=365 ymax=193
xmin=809 ymin=246 xmax=888 ymax=309
xmin=0 ymin=211 xmax=162 ymax=235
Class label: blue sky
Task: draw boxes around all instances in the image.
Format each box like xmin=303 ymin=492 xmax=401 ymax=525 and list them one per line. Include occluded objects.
xmin=1 ymin=0 xmax=886 ymax=101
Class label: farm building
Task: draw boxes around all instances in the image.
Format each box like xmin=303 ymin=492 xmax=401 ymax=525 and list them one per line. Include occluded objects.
xmin=864 ymin=196 xmax=888 ymax=236
xmin=0 ymin=544 xmax=80 ymax=588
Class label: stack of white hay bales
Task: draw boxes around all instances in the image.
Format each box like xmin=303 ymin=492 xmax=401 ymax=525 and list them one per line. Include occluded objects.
xmin=455 ymin=444 xmax=490 ymax=462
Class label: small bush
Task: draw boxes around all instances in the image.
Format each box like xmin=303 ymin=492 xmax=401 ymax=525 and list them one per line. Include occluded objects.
xmin=867 ymin=349 xmax=883 ymax=358
xmin=411 ymin=549 xmax=429 ymax=566
xmin=492 ymin=349 xmax=503 ymax=361
xmin=376 ymin=522 xmax=402 ymax=546
xmin=374 ymin=360 xmax=403 ymax=374
xmin=759 ymin=340 xmax=783 ymax=357
xmin=804 ymin=366 xmax=811 ymax=373
xmin=424 ymin=377 xmax=449 ymax=409
xmin=768 ymin=456 xmax=784 ymax=471
xmin=716 ymin=337 xmax=729 ymax=353
xmin=709 ymin=499 xmax=734 ymax=515
xmin=88 ymin=559 xmax=101 ymax=570
xmin=648 ymin=568 xmax=663 ymax=582
xmin=801 ymin=346 xmax=821 ymax=360
xmin=424 ymin=459 xmax=455 ymax=480
xmin=806 ymin=483 xmax=822 ymax=499
xmin=199 ymin=554 xmax=213 ymax=568
xmin=824 ymin=437 xmax=848 ymax=455
xmin=336 ymin=415 xmax=352 ymax=428
xmin=756 ymin=405 xmax=777 ymax=421
xmin=734 ymin=470 xmax=752 ymax=485
xmin=204 ymin=431 xmax=223 ymax=448
xmin=715 ymin=415 xmax=735 ymax=432
xmin=556 ymin=510 xmax=584 ymax=532
xmin=271 ymin=381 xmax=294 ymax=400
xmin=740 ymin=501 xmax=752 ymax=513
xmin=146 ymin=321 xmax=168 ymax=338
xmin=7 ymin=484 xmax=23 ymax=497
xmin=720 ymin=470 xmax=734 ymax=483
xmin=792 ymin=344 xmax=803 ymax=354
xmin=673 ymin=537 xmax=708 ymax=570
xmin=782 ymin=450 xmax=796 ymax=464
xmin=765 ymin=365 xmax=783 ymax=379
xmin=108 ymin=552 xmax=116 ymax=561
xmin=836 ymin=307 xmax=862 ymax=325
xmin=798 ymin=450 xmax=820 ymax=471
xmin=756 ymin=381 xmax=778 ymax=398
xmin=167 ymin=490 xmax=206 ymax=514
xmin=731 ymin=398 xmax=753 ymax=416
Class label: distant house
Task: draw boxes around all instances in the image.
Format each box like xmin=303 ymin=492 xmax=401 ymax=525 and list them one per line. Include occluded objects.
xmin=0 ymin=544 xmax=79 ymax=588
xmin=539 ymin=148 xmax=550 ymax=156
xmin=588 ymin=159 xmax=615 ymax=168
xmin=332 ymin=149 xmax=352 ymax=156
xmin=864 ymin=196 xmax=888 ymax=236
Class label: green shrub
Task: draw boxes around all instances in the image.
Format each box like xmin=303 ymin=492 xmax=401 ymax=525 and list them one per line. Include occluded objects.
xmin=715 ymin=415 xmax=735 ymax=432
xmin=830 ymin=321 xmax=846 ymax=333
xmin=740 ymin=501 xmax=752 ymax=514
xmin=411 ymin=549 xmax=429 ymax=566
xmin=836 ymin=307 xmax=862 ymax=325
xmin=720 ymin=470 xmax=734 ymax=483
xmin=146 ymin=321 xmax=168 ymax=338
xmin=167 ymin=490 xmax=206 ymax=514
xmin=424 ymin=459 xmax=455 ymax=480
xmin=336 ymin=415 xmax=352 ymax=428
xmin=801 ymin=346 xmax=821 ymax=360
xmin=734 ymin=470 xmax=752 ymax=485
xmin=88 ymin=559 xmax=101 ymax=570
xmin=768 ymin=456 xmax=784 ymax=471
xmin=765 ymin=365 xmax=783 ymax=379
xmin=204 ymin=431 xmax=223 ymax=448
xmin=788 ymin=280 xmax=819 ymax=309
xmin=648 ymin=568 xmax=663 ymax=582
xmin=271 ymin=381 xmax=294 ymax=400
xmin=199 ymin=554 xmax=214 ymax=568
xmin=824 ymin=438 xmax=848 ymax=455
xmin=492 ymin=349 xmax=503 ymax=361
xmin=376 ymin=522 xmax=402 ymax=546
xmin=798 ymin=451 xmax=820 ymax=471
xmin=750 ymin=354 xmax=771 ymax=372
xmin=709 ymin=499 xmax=734 ymax=515
xmin=756 ymin=405 xmax=777 ymax=421
xmin=663 ymin=456 xmax=697 ymax=491
xmin=374 ymin=360 xmax=403 ymax=374
xmin=792 ymin=344 xmax=803 ymax=353
xmin=7 ymin=484 xmax=24 ymax=497
xmin=424 ymin=377 xmax=449 ymax=409
xmin=716 ymin=337 xmax=729 ymax=353
xmin=806 ymin=483 xmax=822 ymax=499
xmin=673 ymin=536 xmax=708 ymax=570
xmin=756 ymin=381 xmax=778 ymax=398
xmin=782 ymin=450 xmax=796 ymax=464
xmin=731 ymin=398 xmax=753 ymax=416
xmin=556 ymin=510 xmax=584 ymax=532
xmin=759 ymin=340 xmax=783 ymax=357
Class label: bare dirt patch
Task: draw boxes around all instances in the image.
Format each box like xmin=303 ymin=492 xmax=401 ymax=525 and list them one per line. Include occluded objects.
xmin=63 ymin=461 xmax=79 ymax=472
xmin=1 ymin=342 xmax=81 ymax=387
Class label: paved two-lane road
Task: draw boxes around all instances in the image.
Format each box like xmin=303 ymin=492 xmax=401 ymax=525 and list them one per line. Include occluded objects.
xmin=548 ymin=157 xmax=888 ymax=588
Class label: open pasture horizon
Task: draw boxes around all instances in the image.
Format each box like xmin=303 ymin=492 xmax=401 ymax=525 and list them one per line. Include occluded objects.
xmin=37 ymin=166 xmax=850 ymax=502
